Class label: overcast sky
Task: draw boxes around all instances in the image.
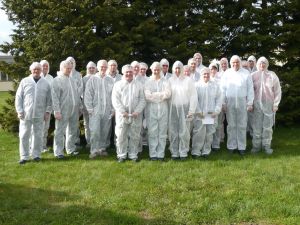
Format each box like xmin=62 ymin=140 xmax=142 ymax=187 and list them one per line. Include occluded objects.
xmin=0 ymin=3 xmax=15 ymax=45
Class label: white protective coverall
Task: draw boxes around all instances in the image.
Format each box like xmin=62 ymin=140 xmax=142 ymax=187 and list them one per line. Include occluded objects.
xmin=40 ymin=60 xmax=54 ymax=150
xmin=221 ymin=58 xmax=254 ymax=151
xmin=192 ymin=72 xmax=222 ymax=156
xmin=168 ymin=61 xmax=197 ymax=158
xmin=251 ymin=57 xmax=282 ymax=154
xmin=84 ymin=73 xmax=114 ymax=156
xmin=52 ymin=71 xmax=81 ymax=156
xmin=66 ymin=57 xmax=83 ymax=145
xmin=144 ymin=73 xmax=171 ymax=159
xmin=112 ymin=75 xmax=146 ymax=160
xmin=82 ymin=61 xmax=97 ymax=146
xmin=15 ymin=75 xmax=52 ymax=160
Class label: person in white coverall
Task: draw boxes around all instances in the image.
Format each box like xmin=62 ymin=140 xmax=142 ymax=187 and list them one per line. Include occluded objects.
xmin=144 ymin=62 xmax=171 ymax=161
xmin=168 ymin=61 xmax=197 ymax=160
xmin=192 ymin=68 xmax=222 ymax=158
xmin=40 ymin=60 xmax=54 ymax=152
xmin=188 ymin=58 xmax=200 ymax=82
xmin=209 ymin=62 xmax=224 ymax=150
xmin=221 ymin=55 xmax=254 ymax=155
xmin=193 ymin=52 xmax=206 ymax=74
xmin=107 ymin=60 xmax=122 ymax=83
xmin=66 ymin=56 xmax=83 ymax=146
xmin=219 ymin=57 xmax=229 ymax=76
xmin=251 ymin=57 xmax=282 ymax=154
xmin=52 ymin=60 xmax=81 ymax=158
xmin=247 ymin=55 xmax=257 ymax=73
xmin=82 ymin=61 xmax=97 ymax=147
xmin=160 ymin=58 xmax=172 ymax=80
xmin=84 ymin=60 xmax=114 ymax=158
xmin=112 ymin=65 xmax=146 ymax=162
xmin=15 ymin=62 xmax=52 ymax=164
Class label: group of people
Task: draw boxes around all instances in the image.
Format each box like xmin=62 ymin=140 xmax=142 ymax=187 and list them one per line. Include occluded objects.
xmin=15 ymin=52 xmax=282 ymax=164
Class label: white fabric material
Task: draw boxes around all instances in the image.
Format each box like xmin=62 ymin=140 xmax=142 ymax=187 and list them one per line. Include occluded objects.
xmin=221 ymin=68 xmax=254 ymax=150
xmin=112 ymin=79 xmax=146 ymax=159
xmin=144 ymin=76 xmax=171 ymax=158
xmin=192 ymin=80 xmax=222 ymax=155
xmin=15 ymin=76 xmax=52 ymax=160
xmin=168 ymin=75 xmax=197 ymax=157
xmin=82 ymin=74 xmax=93 ymax=145
xmin=252 ymin=70 xmax=281 ymax=150
xmin=84 ymin=75 xmax=114 ymax=153
xmin=107 ymin=72 xmax=122 ymax=83
xmin=52 ymin=73 xmax=80 ymax=156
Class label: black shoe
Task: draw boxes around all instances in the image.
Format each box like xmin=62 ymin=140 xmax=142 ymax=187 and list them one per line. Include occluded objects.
xmin=150 ymin=157 xmax=157 ymax=161
xmin=212 ymin=148 xmax=220 ymax=152
xmin=157 ymin=158 xmax=165 ymax=162
xmin=56 ymin=155 xmax=64 ymax=159
xmin=192 ymin=155 xmax=201 ymax=159
xmin=117 ymin=158 xmax=125 ymax=163
xmin=171 ymin=157 xmax=180 ymax=161
xmin=33 ymin=157 xmax=41 ymax=162
xmin=202 ymin=154 xmax=209 ymax=159
xmin=239 ymin=150 xmax=246 ymax=156
xmin=180 ymin=157 xmax=188 ymax=161
xmin=19 ymin=159 xmax=27 ymax=165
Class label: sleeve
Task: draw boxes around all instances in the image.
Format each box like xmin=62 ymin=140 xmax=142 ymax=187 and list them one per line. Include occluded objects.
xmin=112 ymin=83 xmax=126 ymax=113
xmin=273 ymin=73 xmax=282 ymax=107
xmin=246 ymin=73 xmax=254 ymax=106
xmin=15 ymin=80 xmax=24 ymax=114
xmin=46 ymin=83 xmax=52 ymax=113
xmin=188 ymin=80 xmax=198 ymax=114
xmin=161 ymin=80 xmax=172 ymax=100
xmin=84 ymin=78 xmax=94 ymax=114
xmin=134 ymin=85 xmax=146 ymax=114
xmin=51 ymin=79 xmax=61 ymax=113
xmin=214 ymin=85 xmax=222 ymax=114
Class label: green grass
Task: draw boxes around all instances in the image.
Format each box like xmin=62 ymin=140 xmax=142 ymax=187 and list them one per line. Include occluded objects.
xmin=0 ymin=126 xmax=299 ymax=225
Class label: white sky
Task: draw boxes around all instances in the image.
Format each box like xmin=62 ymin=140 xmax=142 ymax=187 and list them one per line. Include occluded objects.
xmin=0 ymin=3 xmax=16 ymax=45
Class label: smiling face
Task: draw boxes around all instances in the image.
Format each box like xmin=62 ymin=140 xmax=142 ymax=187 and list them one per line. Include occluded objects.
xmin=140 ymin=67 xmax=147 ymax=76
xmin=175 ymin=67 xmax=181 ymax=77
xmin=31 ymin=67 xmax=42 ymax=79
xmin=124 ymin=69 xmax=133 ymax=82
xmin=202 ymin=70 xmax=210 ymax=83
xmin=184 ymin=67 xmax=191 ymax=77
xmin=232 ymin=59 xmax=240 ymax=71
xmin=42 ymin=63 xmax=49 ymax=75
xmin=87 ymin=66 xmax=96 ymax=75
xmin=194 ymin=53 xmax=202 ymax=66
xmin=220 ymin=61 xmax=228 ymax=71
xmin=258 ymin=62 xmax=267 ymax=71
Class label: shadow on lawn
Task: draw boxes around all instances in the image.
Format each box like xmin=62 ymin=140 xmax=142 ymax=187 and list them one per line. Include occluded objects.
xmin=0 ymin=183 xmax=176 ymax=225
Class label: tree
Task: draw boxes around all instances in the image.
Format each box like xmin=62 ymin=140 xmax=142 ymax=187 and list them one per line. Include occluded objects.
xmin=0 ymin=0 xmax=299 ymax=131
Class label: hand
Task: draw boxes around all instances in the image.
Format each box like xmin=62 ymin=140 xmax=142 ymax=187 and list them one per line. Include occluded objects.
xmin=247 ymin=105 xmax=253 ymax=112
xmin=273 ymin=106 xmax=278 ymax=112
xmin=122 ymin=112 xmax=129 ymax=118
xmin=18 ymin=112 xmax=24 ymax=120
xmin=55 ymin=112 xmax=62 ymax=120
xmin=211 ymin=112 xmax=218 ymax=118
xmin=222 ymin=104 xmax=227 ymax=112
xmin=132 ymin=112 xmax=139 ymax=119
xmin=44 ymin=112 xmax=50 ymax=121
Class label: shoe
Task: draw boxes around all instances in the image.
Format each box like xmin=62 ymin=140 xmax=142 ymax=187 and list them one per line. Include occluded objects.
xmin=56 ymin=155 xmax=64 ymax=159
xmin=228 ymin=149 xmax=235 ymax=154
xmin=171 ymin=157 xmax=180 ymax=161
xmin=265 ymin=148 xmax=273 ymax=155
xmin=251 ymin=148 xmax=260 ymax=154
xmin=192 ymin=155 xmax=201 ymax=159
xmin=150 ymin=157 xmax=157 ymax=161
xmin=19 ymin=159 xmax=27 ymax=165
xmin=202 ymin=154 xmax=209 ymax=159
xmin=69 ymin=151 xmax=79 ymax=156
xmin=33 ymin=157 xmax=41 ymax=162
xmin=157 ymin=158 xmax=164 ymax=162
xmin=212 ymin=148 xmax=220 ymax=152
xmin=180 ymin=157 xmax=188 ymax=161
xmin=99 ymin=150 xmax=108 ymax=156
xmin=131 ymin=158 xmax=140 ymax=163
xmin=42 ymin=148 xmax=49 ymax=153
xmin=117 ymin=158 xmax=125 ymax=163
xmin=239 ymin=150 xmax=246 ymax=155
xmin=89 ymin=153 xmax=98 ymax=159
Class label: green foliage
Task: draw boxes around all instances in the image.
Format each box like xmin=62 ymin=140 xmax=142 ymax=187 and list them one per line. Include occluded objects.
xmin=0 ymin=0 xmax=299 ymax=131
xmin=0 ymin=127 xmax=300 ymax=224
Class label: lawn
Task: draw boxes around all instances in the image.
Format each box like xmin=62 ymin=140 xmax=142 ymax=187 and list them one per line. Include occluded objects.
xmin=0 ymin=125 xmax=299 ymax=225
xmin=0 ymin=92 xmax=299 ymax=224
